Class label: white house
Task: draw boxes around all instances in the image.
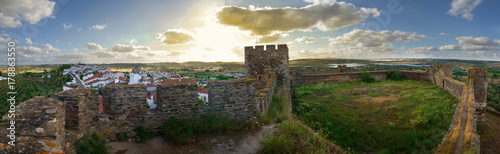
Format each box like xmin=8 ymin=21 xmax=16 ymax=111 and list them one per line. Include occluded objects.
xmin=198 ymin=87 xmax=208 ymax=104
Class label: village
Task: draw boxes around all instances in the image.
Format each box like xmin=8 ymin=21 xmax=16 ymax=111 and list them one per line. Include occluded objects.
xmin=60 ymin=63 xmax=239 ymax=110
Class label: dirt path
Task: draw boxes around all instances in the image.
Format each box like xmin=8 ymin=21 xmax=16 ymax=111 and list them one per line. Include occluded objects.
xmin=454 ymin=89 xmax=470 ymax=154
xmin=107 ymin=124 xmax=278 ymax=154
xmin=478 ymin=111 xmax=500 ymax=154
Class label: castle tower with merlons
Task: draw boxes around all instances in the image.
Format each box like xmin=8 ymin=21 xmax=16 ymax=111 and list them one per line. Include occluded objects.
xmin=244 ymin=44 xmax=290 ymax=90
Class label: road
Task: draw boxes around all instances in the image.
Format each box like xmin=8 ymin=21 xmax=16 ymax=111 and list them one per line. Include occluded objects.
xmin=69 ymin=71 xmax=85 ymax=89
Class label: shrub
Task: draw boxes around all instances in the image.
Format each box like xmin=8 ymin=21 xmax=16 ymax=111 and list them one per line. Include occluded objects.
xmin=135 ymin=126 xmax=154 ymax=143
xmin=75 ymin=132 xmax=110 ymax=154
xmin=261 ymin=119 xmax=341 ymax=153
xmin=198 ymin=99 xmax=205 ymax=106
xmin=388 ymin=70 xmax=404 ymax=81
xmin=162 ymin=113 xmax=246 ymax=144
xmin=362 ymin=71 xmax=376 ymax=83
xmin=116 ymin=132 xmax=129 ymax=141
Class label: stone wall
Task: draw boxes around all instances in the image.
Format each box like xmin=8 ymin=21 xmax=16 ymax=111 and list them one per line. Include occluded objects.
xmin=245 ymin=44 xmax=289 ymax=90
xmin=291 ymin=71 xmax=388 ymax=86
xmin=0 ymin=97 xmax=65 ymax=153
xmin=53 ymin=88 xmax=99 ymax=133
xmin=101 ymin=84 xmax=148 ymax=133
xmin=399 ymin=70 xmax=430 ymax=81
xmin=468 ymin=68 xmax=488 ymax=121
xmin=255 ymin=74 xmax=277 ymax=115
xmin=208 ymin=78 xmax=258 ymax=120
xmin=156 ymin=82 xmax=200 ymax=119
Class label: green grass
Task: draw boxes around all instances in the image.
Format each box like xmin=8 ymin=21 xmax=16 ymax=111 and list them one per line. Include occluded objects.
xmin=259 ymin=89 xmax=290 ymax=124
xmin=261 ymin=119 xmax=342 ymax=154
xmin=487 ymin=83 xmax=500 ymax=111
xmin=292 ymin=79 xmax=458 ymax=153
xmin=25 ymin=69 xmax=45 ymax=73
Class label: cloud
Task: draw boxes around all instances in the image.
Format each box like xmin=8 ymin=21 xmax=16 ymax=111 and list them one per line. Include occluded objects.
xmin=72 ymin=48 xmax=78 ymax=52
xmin=94 ymin=51 xmax=116 ymax=59
xmin=256 ymin=33 xmax=281 ymax=43
xmin=437 ymin=33 xmax=446 ymax=35
xmin=62 ymin=23 xmax=72 ymax=30
xmin=110 ymin=44 xmax=150 ymax=52
xmin=77 ymin=27 xmax=82 ymax=32
xmin=129 ymin=39 xmax=138 ymax=44
xmin=216 ymin=1 xmax=379 ymax=35
xmin=89 ymin=24 xmax=107 ymax=30
xmin=456 ymin=36 xmax=500 ymax=46
xmin=295 ymin=36 xmax=318 ymax=43
xmin=19 ymin=44 xmax=61 ymax=54
xmin=0 ymin=0 xmax=56 ymax=28
xmin=86 ymin=43 xmax=105 ymax=51
xmin=155 ymin=29 xmax=195 ymax=45
xmin=25 ymin=38 xmax=33 ymax=45
xmin=0 ymin=35 xmax=17 ymax=43
xmin=409 ymin=44 xmax=497 ymax=52
xmin=447 ymin=0 xmax=482 ymax=21
xmin=328 ymin=29 xmax=425 ymax=46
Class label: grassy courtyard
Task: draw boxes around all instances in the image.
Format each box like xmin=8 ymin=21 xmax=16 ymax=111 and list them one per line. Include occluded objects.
xmin=292 ymin=79 xmax=459 ymax=153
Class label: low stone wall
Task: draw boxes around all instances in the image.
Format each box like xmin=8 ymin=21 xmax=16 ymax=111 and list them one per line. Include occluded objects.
xmin=442 ymin=76 xmax=465 ymax=99
xmin=53 ymin=88 xmax=99 ymax=133
xmin=208 ymin=78 xmax=258 ymax=120
xmin=100 ymin=84 xmax=148 ymax=134
xmin=0 ymin=97 xmax=65 ymax=153
xmin=399 ymin=70 xmax=430 ymax=81
xmin=291 ymin=71 xmax=388 ymax=86
xmin=255 ymin=74 xmax=277 ymax=115
xmin=157 ymin=82 xmax=200 ymax=119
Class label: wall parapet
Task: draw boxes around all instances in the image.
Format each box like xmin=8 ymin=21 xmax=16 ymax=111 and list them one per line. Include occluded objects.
xmin=208 ymin=78 xmax=258 ymax=120
xmin=0 ymin=97 xmax=65 ymax=153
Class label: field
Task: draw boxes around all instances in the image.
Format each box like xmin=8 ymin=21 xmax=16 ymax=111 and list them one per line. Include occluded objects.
xmin=292 ymin=80 xmax=459 ymax=153
xmin=0 ymin=65 xmax=72 ymax=116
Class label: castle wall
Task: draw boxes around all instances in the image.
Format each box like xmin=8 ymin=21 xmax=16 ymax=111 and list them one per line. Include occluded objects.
xmin=399 ymin=70 xmax=430 ymax=81
xmin=468 ymin=68 xmax=488 ymax=121
xmin=291 ymin=71 xmax=388 ymax=86
xmin=255 ymin=74 xmax=277 ymax=115
xmin=156 ymin=82 xmax=200 ymax=119
xmin=208 ymin=78 xmax=258 ymax=120
xmin=52 ymin=89 xmax=99 ymax=133
xmin=245 ymin=44 xmax=289 ymax=90
xmin=0 ymin=97 xmax=65 ymax=153
xmin=101 ymin=85 xmax=148 ymax=133
xmin=439 ymin=64 xmax=453 ymax=77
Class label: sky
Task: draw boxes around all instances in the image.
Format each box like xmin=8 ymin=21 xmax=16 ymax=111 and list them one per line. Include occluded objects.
xmin=0 ymin=0 xmax=499 ymax=65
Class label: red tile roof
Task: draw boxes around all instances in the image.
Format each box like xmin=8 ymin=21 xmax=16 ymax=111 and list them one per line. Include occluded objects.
xmin=198 ymin=86 xmax=208 ymax=94
xmin=63 ymin=85 xmax=77 ymax=88
xmin=146 ymin=90 xmax=158 ymax=103
xmin=83 ymin=73 xmax=103 ymax=82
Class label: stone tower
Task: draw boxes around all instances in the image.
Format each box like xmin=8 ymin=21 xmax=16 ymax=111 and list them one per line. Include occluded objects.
xmin=244 ymin=44 xmax=290 ymax=90
xmin=468 ymin=68 xmax=488 ymax=121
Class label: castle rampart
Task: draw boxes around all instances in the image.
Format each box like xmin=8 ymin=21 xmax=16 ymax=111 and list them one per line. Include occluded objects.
xmin=0 ymin=44 xmax=488 ymax=153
